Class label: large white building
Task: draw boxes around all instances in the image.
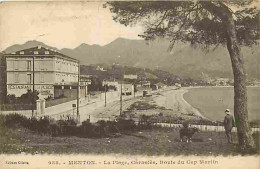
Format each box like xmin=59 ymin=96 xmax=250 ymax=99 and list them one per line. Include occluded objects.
xmin=5 ymin=46 xmax=79 ymax=99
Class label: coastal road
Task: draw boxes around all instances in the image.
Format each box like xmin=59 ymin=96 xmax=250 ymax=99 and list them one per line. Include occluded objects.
xmin=78 ymin=95 xmax=141 ymax=123
xmin=80 ymin=87 xmax=207 ymax=123
xmin=44 ymin=87 xmax=206 ymax=123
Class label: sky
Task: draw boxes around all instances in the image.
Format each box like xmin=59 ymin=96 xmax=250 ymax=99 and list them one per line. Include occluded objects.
xmin=0 ymin=1 xmax=143 ymax=51
xmin=0 ymin=1 xmax=259 ymax=52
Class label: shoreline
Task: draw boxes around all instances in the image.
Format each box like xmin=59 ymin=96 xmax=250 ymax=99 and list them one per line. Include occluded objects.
xmin=179 ymin=89 xmax=207 ymax=119
xmin=183 ymin=85 xmax=260 ymax=89
xmin=181 ymin=86 xmax=260 ymax=122
xmin=153 ymin=88 xmax=207 ymax=119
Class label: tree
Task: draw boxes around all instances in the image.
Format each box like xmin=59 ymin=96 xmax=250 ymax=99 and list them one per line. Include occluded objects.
xmin=106 ymin=1 xmax=259 ymax=151
xmin=19 ymin=89 xmax=39 ymax=104
xmin=88 ymin=76 xmax=103 ymax=92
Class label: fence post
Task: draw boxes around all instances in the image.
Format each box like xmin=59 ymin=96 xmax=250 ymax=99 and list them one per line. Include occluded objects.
xmin=41 ymin=99 xmax=45 ymax=115
xmin=36 ymin=99 xmax=41 ymax=116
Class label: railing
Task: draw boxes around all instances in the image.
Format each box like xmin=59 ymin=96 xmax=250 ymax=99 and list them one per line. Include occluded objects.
xmin=145 ymin=121 xmax=260 ymax=132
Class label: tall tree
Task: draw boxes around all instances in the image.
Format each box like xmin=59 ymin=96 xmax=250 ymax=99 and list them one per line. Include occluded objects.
xmin=106 ymin=1 xmax=259 ymax=151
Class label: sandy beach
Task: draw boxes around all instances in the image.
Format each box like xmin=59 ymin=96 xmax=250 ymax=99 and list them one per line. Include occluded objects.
xmin=153 ymin=88 xmax=206 ymax=119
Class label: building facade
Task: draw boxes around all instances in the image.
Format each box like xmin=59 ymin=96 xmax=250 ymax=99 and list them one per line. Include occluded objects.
xmin=0 ymin=52 xmax=7 ymax=104
xmin=124 ymin=74 xmax=137 ymax=80
xmin=121 ymin=82 xmax=134 ymax=95
xmin=79 ymin=75 xmax=91 ymax=98
xmin=5 ymin=46 xmax=79 ymax=99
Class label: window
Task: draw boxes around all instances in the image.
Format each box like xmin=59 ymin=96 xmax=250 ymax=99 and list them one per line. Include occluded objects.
xmin=40 ymin=73 xmax=44 ymax=83
xmin=27 ymin=74 xmax=31 ymax=84
xmin=45 ymin=51 xmax=49 ymax=55
xmin=34 ymin=51 xmax=38 ymax=55
xmin=57 ymin=62 xmax=60 ymax=70
xmin=14 ymin=61 xmax=19 ymax=70
xmin=40 ymin=61 xmax=44 ymax=70
xmin=20 ymin=51 xmax=24 ymax=55
xmin=27 ymin=61 xmax=31 ymax=70
xmin=14 ymin=73 xmax=19 ymax=83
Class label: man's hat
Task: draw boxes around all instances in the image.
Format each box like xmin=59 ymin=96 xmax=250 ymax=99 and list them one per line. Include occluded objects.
xmin=225 ymin=109 xmax=231 ymax=114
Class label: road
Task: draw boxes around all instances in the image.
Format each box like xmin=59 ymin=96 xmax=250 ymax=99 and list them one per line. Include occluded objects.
xmin=40 ymin=86 xmax=207 ymax=123
xmin=79 ymin=87 xmax=207 ymax=123
xmin=79 ymin=95 xmax=142 ymax=123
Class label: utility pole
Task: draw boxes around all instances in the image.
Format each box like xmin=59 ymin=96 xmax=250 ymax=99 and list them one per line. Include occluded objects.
xmin=104 ymin=80 xmax=107 ymax=107
xmin=76 ymin=61 xmax=80 ymax=122
xmin=119 ymin=65 xmax=123 ymax=116
xmin=133 ymin=82 xmax=136 ymax=97
xmin=120 ymin=79 xmax=122 ymax=116
xmin=32 ymin=56 xmax=35 ymax=117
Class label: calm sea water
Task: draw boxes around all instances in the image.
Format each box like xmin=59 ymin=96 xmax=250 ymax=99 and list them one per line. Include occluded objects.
xmin=183 ymin=87 xmax=260 ymax=122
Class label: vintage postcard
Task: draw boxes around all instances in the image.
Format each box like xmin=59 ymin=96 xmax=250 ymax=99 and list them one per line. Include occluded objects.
xmin=0 ymin=0 xmax=259 ymax=169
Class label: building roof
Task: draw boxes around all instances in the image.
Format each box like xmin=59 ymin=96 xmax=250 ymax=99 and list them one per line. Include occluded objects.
xmin=5 ymin=46 xmax=78 ymax=62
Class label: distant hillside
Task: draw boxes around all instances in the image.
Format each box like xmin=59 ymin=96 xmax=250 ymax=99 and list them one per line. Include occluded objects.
xmin=4 ymin=38 xmax=260 ymax=80
xmin=4 ymin=40 xmax=59 ymax=54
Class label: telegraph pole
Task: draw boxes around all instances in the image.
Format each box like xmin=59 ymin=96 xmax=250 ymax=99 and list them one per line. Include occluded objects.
xmin=76 ymin=61 xmax=80 ymax=122
xmin=32 ymin=56 xmax=35 ymax=117
xmin=119 ymin=66 xmax=124 ymax=116
xmin=120 ymin=79 xmax=122 ymax=116
xmin=104 ymin=80 xmax=107 ymax=107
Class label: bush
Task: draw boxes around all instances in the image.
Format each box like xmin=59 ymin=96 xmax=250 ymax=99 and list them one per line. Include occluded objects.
xmin=5 ymin=94 xmax=17 ymax=104
xmin=80 ymin=120 xmax=94 ymax=137
xmin=19 ymin=90 xmax=39 ymax=104
xmin=2 ymin=114 xmax=79 ymax=136
xmin=79 ymin=119 xmax=135 ymax=138
xmin=4 ymin=113 xmax=29 ymax=128
xmin=2 ymin=114 xmax=137 ymax=138
xmin=117 ymin=118 xmax=136 ymax=131
xmin=4 ymin=90 xmax=39 ymax=105
xmin=49 ymin=119 xmax=78 ymax=136
xmin=138 ymin=115 xmax=154 ymax=129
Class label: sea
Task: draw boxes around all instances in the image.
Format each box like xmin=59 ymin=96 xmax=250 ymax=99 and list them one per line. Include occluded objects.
xmin=183 ymin=87 xmax=260 ymax=122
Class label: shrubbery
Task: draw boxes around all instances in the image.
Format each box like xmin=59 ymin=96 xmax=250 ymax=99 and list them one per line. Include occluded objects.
xmin=6 ymin=113 xmax=255 ymax=139
xmin=1 ymin=90 xmax=39 ymax=111
xmin=3 ymin=114 xmax=78 ymax=136
xmin=79 ymin=118 xmax=137 ymax=138
xmin=5 ymin=90 xmax=39 ymax=104
xmin=1 ymin=114 xmax=141 ymax=138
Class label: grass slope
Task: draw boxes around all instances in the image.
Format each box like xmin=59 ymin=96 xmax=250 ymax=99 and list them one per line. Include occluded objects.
xmin=1 ymin=124 xmax=259 ymax=155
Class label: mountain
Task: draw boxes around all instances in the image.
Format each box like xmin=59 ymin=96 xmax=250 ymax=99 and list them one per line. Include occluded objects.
xmin=4 ymin=40 xmax=59 ymax=54
xmin=3 ymin=38 xmax=260 ymax=80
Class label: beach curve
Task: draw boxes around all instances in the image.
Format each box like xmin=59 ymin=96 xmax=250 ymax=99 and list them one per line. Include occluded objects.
xmin=153 ymin=88 xmax=207 ymax=119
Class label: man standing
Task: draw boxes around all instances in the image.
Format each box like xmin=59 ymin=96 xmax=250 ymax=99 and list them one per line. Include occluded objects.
xmin=224 ymin=109 xmax=235 ymax=143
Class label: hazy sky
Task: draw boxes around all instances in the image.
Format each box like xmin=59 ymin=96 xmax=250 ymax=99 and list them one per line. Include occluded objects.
xmin=1 ymin=1 xmax=259 ymax=52
xmin=0 ymin=1 xmax=143 ymax=51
